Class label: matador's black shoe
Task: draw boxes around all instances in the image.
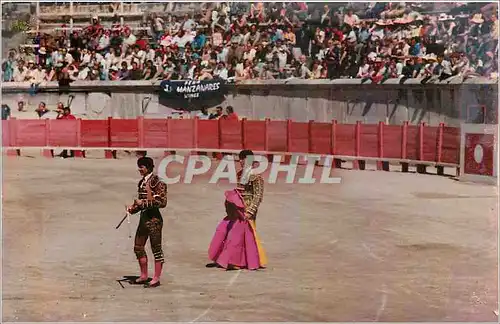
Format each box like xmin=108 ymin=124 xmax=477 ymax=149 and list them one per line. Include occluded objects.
xmin=132 ymin=278 xmax=150 ymax=285
xmin=144 ymin=281 xmax=160 ymax=288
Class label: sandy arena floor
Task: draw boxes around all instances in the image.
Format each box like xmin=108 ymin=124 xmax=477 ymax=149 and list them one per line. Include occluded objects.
xmin=2 ymin=153 xmax=498 ymax=322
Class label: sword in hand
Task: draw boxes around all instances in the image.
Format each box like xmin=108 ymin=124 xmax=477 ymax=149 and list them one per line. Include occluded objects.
xmin=126 ymin=205 xmax=132 ymax=239
xmin=115 ymin=212 xmax=129 ymax=229
xmin=116 ymin=205 xmax=132 ymax=230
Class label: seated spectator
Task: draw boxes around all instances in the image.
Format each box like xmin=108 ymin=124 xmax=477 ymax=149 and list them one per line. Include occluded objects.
xmin=223 ymin=106 xmax=238 ymax=120
xmin=197 ymin=107 xmax=210 ymax=119
xmin=17 ymin=101 xmax=25 ymax=112
xmin=2 ymin=104 xmax=11 ymax=120
xmin=118 ymin=62 xmax=131 ymax=80
xmin=35 ymin=102 xmax=50 ymax=118
xmin=1 ymin=2 xmax=497 ymax=84
xmin=59 ymin=107 xmax=76 ymax=120
xmin=209 ymin=106 xmax=223 ymax=119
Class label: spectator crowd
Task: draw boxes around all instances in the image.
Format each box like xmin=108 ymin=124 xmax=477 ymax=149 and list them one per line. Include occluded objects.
xmin=2 ymin=2 xmax=498 ymax=85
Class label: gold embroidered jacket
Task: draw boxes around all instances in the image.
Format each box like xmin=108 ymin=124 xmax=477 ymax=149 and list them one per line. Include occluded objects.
xmin=130 ymin=173 xmax=168 ymax=215
xmin=236 ymin=170 xmax=264 ymax=217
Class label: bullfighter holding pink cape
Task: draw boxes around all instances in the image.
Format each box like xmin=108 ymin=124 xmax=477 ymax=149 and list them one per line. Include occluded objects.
xmin=208 ymin=150 xmax=267 ymax=270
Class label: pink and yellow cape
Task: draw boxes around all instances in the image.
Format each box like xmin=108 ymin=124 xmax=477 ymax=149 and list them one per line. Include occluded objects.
xmin=208 ymin=189 xmax=267 ymax=270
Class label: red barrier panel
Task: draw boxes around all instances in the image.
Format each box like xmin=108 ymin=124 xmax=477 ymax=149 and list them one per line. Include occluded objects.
xmin=406 ymin=125 xmax=419 ymax=160
xmin=289 ymin=121 xmax=309 ymax=153
xmin=143 ymin=119 xmax=169 ymax=148
xmin=335 ymin=124 xmax=356 ymax=156
xmin=48 ymin=120 xmax=79 ymax=147
xmin=16 ymin=120 xmax=46 ymax=147
xmin=197 ymin=119 xmax=219 ymax=149
xmin=219 ymin=119 xmax=242 ymax=150
xmin=168 ymin=119 xmax=195 ymax=148
xmin=1 ymin=118 xmax=462 ymax=166
xmin=80 ymin=120 xmax=109 ymax=147
xmin=383 ymin=125 xmax=403 ymax=159
xmin=441 ymin=126 xmax=461 ymax=164
xmin=310 ymin=122 xmax=332 ymax=155
xmin=109 ymin=119 xmax=139 ymax=148
xmin=358 ymin=123 xmax=378 ymax=158
xmin=267 ymin=120 xmax=287 ymax=152
xmin=422 ymin=125 xmax=439 ymax=162
xmin=243 ymin=120 xmax=266 ymax=151
xmin=2 ymin=120 xmax=10 ymax=147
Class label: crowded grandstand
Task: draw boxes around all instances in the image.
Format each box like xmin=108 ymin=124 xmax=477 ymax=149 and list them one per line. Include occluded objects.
xmin=2 ymin=2 xmax=498 ymax=84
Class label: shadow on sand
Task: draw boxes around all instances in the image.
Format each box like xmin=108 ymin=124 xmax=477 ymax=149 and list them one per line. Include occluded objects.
xmin=116 ymin=275 xmax=152 ymax=288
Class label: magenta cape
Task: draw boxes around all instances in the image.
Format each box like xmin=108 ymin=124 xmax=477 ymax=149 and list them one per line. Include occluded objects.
xmin=208 ymin=189 xmax=266 ymax=270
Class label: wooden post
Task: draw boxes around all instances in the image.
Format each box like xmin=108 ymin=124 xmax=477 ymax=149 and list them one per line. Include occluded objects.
xmin=241 ymin=118 xmax=247 ymax=150
xmin=138 ymin=116 xmax=145 ymax=148
xmin=69 ymin=1 xmax=74 ymax=33
xmin=191 ymin=116 xmax=198 ymax=156
xmin=307 ymin=120 xmax=314 ymax=166
xmin=436 ymin=122 xmax=444 ymax=176
xmin=36 ymin=2 xmax=41 ymax=32
xmin=42 ymin=119 xmax=53 ymax=158
xmin=214 ymin=117 xmax=223 ymax=160
xmin=377 ymin=121 xmax=389 ymax=171
xmin=105 ymin=117 xmax=115 ymax=159
xmin=165 ymin=117 xmax=175 ymax=156
xmin=401 ymin=121 xmax=409 ymax=173
xmin=332 ymin=119 xmax=341 ymax=168
xmin=264 ymin=118 xmax=273 ymax=163
xmin=417 ymin=122 xmax=426 ymax=174
xmin=353 ymin=121 xmax=364 ymax=170
xmin=74 ymin=118 xmax=85 ymax=158
xmin=7 ymin=118 xmax=20 ymax=156
xmin=283 ymin=119 xmax=292 ymax=164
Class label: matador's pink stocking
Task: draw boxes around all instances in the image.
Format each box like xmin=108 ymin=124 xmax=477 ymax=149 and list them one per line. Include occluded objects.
xmin=150 ymin=261 xmax=163 ymax=285
xmin=137 ymin=257 xmax=148 ymax=282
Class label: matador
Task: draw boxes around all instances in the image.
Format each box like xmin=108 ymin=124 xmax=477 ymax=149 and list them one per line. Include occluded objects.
xmin=127 ymin=157 xmax=168 ymax=288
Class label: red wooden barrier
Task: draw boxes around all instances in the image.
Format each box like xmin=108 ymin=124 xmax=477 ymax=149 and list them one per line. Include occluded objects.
xmin=377 ymin=122 xmax=384 ymax=170
xmin=197 ymin=119 xmax=219 ymax=149
xmin=289 ymin=121 xmax=308 ymax=153
xmin=243 ymin=119 xmax=266 ymax=152
xmin=81 ymin=119 xmax=109 ymax=147
xmin=169 ymin=119 xmax=195 ymax=149
xmin=2 ymin=120 xmax=11 ymax=148
xmin=219 ymin=119 xmax=242 ymax=150
xmin=331 ymin=119 xmax=337 ymax=155
xmin=383 ymin=124 xmax=403 ymax=159
xmin=310 ymin=122 xmax=331 ymax=155
xmin=335 ymin=123 xmax=356 ymax=156
xmin=143 ymin=118 xmax=169 ymax=148
xmin=48 ymin=120 xmax=79 ymax=147
xmin=441 ymin=126 xmax=461 ymax=164
xmin=267 ymin=120 xmax=287 ymax=152
xmin=422 ymin=125 xmax=439 ymax=162
xmin=1 ymin=118 xmax=461 ymax=169
xmin=406 ymin=124 xmax=419 ymax=161
xmin=110 ymin=119 xmax=139 ymax=148
xmin=16 ymin=120 xmax=46 ymax=147
xmin=358 ymin=123 xmax=378 ymax=158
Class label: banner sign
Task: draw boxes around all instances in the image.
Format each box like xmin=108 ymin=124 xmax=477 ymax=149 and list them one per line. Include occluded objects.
xmin=159 ymin=79 xmax=227 ymax=111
